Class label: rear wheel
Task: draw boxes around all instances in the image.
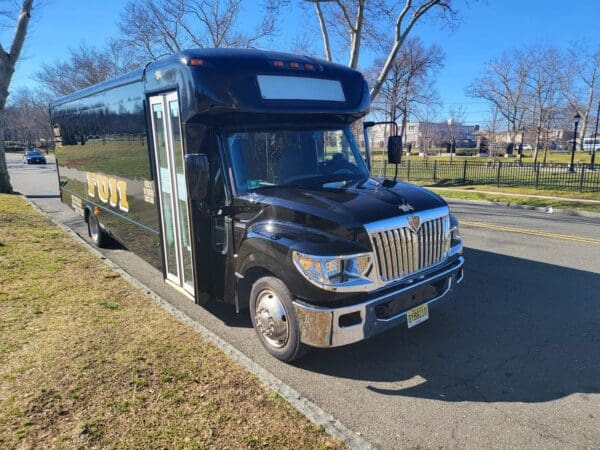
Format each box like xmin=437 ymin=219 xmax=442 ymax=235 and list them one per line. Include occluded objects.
xmin=88 ymin=213 xmax=109 ymax=248
xmin=249 ymin=276 xmax=308 ymax=362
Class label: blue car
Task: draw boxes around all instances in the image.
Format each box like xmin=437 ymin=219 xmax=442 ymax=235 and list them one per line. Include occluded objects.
xmin=23 ymin=150 xmax=46 ymax=165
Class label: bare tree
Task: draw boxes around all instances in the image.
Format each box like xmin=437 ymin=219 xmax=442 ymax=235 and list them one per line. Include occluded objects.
xmin=445 ymin=105 xmax=466 ymax=149
xmin=307 ymin=0 xmax=457 ymax=101
xmin=561 ymin=44 xmax=600 ymax=150
xmin=34 ymin=40 xmax=139 ymax=97
xmin=120 ymin=0 xmax=282 ymax=60
xmin=414 ymin=105 xmax=442 ymax=154
xmin=3 ymin=87 xmax=52 ymax=147
xmin=484 ymin=104 xmax=502 ymax=157
xmin=523 ymin=48 xmax=562 ymax=163
xmin=467 ymin=50 xmax=531 ymax=146
xmin=0 ymin=0 xmax=34 ymax=194
xmin=371 ymin=37 xmax=444 ymax=143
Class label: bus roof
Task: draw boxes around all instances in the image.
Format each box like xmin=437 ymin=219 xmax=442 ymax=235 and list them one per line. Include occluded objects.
xmin=50 ymin=48 xmax=370 ymax=122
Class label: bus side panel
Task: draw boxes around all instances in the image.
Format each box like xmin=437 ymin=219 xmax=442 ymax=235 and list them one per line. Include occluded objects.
xmin=52 ymin=82 xmax=162 ymax=270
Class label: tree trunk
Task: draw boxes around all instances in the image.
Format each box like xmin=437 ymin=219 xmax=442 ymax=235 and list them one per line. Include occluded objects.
xmin=0 ymin=115 xmax=12 ymax=193
xmin=314 ymin=1 xmax=332 ymax=62
xmin=400 ymin=112 xmax=408 ymax=151
xmin=542 ymin=128 xmax=549 ymax=165
xmin=533 ymin=122 xmax=542 ymax=164
xmin=0 ymin=0 xmax=34 ymax=193
xmin=347 ymin=1 xmax=364 ymax=69
xmin=0 ymin=72 xmax=12 ymax=193
xmin=579 ymin=113 xmax=589 ymax=151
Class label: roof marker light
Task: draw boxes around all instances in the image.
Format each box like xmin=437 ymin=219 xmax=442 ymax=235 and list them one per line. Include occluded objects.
xmin=273 ymin=60 xmax=284 ymax=67
xmin=189 ymin=58 xmax=204 ymax=66
xmin=305 ymin=63 xmax=314 ymax=70
xmin=289 ymin=62 xmax=300 ymax=69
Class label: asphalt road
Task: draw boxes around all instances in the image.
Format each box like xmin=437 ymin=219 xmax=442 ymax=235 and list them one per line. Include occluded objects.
xmin=6 ymin=153 xmax=600 ymax=449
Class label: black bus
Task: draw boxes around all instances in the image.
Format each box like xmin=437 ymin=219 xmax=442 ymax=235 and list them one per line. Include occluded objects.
xmin=51 ymin=49 xmax=464 ymax=362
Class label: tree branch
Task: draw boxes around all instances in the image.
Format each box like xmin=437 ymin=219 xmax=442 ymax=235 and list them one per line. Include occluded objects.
xmin=314 ymin=1 xmax=332 ymax=61
xmin=7 ymin=0 xmax=32 ymax=65
xmin=348 ymin=0 xmax=364 ymax=68
xmin=371 ymin=0 xmax=449 ymax=100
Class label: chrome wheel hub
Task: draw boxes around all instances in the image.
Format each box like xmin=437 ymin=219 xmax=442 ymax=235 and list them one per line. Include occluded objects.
xmin=255 ymin=289 xmax=289 ymax=348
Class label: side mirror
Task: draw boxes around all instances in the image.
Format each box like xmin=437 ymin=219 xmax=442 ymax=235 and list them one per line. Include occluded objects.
xmin=184 ymin=153 xmax=209 ymax=201
xmin=387 ymin=136 xmax=403 ymax=164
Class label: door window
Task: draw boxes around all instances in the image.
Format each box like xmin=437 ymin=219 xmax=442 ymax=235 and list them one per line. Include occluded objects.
xmin=149 ymin=93 xmax=194 ymax=295
xmin=151 ymin=101 xmax=178 ymax=279
xmin=167 ymin=98 xmax=194 ymax=289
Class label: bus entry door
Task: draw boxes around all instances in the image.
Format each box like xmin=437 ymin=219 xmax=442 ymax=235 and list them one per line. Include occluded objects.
xmin=149 ymin=92 xmax=195 ymax=296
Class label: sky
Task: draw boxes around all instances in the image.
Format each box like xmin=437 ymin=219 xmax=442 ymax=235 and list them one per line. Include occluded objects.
xmin=4 ymin=0 xmax=600 ymax=124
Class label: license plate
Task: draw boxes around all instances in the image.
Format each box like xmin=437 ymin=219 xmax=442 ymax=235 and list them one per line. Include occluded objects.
xmin=406 ymin=303 xmax=429 ymax=328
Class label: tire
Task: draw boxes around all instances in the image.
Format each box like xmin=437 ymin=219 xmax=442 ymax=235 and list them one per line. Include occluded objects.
xmin=249 ymin=276 xmax=308 ymax=363
xmin=88 ymin=213 xmax=109 ymax=248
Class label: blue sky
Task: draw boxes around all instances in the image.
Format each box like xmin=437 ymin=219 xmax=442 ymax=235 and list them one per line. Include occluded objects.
xmin=5 ymin=0 xmax=600 ymax=124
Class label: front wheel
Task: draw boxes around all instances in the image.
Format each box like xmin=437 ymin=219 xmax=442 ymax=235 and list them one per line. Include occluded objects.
xmin=249 ymin=276 xmax=308 ymax=362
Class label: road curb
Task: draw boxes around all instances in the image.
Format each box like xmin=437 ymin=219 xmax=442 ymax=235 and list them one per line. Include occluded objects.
xmin=444 ymin=197 xmax=600 ymax=219
xmin=21 ymin=195 xmax=374 ymax=450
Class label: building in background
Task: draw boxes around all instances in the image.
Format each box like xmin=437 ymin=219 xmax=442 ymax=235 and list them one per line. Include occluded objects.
xmin=404 ymin=121 xmax=479 ymax=151
xmin=365 ymin=121 xmax=480 ymax=153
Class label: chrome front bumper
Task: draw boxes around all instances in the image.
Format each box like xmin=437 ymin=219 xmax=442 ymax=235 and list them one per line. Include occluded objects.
xmin=293 ymin=256 xmax=464 ymax=348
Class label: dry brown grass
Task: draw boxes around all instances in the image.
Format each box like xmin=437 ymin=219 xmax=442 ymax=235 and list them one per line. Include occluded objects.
xmin=0 ymin=194 xmax=341 ymax=450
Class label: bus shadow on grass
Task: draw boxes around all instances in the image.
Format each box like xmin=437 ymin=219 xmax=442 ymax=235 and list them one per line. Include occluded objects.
xmin=300 ymin=247 xmax=600 ymax=404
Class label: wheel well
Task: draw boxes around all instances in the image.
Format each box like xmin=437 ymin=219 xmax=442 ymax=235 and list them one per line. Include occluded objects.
xmin=237 ymin=266 xmax=274 ymax=311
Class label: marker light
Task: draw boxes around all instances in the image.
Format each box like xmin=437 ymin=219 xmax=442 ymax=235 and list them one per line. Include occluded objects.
xmin=289 ymin=62 xmax=300 ymax=69
xmin=273 ymin=60 xmax=284 ymax=67
xmin=305 ymin=63 xmax=314 ymax=70
xmin=189 ymin=58 xmax=204 ymax=66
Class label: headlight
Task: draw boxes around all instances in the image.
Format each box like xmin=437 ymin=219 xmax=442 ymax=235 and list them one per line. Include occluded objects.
xmin=449 ymin=214 xmax=462 ymax=253
xmin=292 ymin=251 xmax=373 ymax=290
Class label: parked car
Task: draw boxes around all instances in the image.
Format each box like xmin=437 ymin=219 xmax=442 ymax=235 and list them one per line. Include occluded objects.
xmin=23 ymin=150 xmax=46 ymax=164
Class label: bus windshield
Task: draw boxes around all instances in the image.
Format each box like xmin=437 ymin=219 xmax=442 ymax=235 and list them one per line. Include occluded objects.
xmin=224 ymin=127 xmax=369 ymax=193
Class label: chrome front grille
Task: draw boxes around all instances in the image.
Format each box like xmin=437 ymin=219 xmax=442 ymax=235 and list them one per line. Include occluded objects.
xmin=368 ymin=214 xmax=450 ymax=282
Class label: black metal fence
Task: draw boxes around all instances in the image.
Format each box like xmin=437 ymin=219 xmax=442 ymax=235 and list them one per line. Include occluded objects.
xmin=370 ymin=160 xmax=600 ymax=193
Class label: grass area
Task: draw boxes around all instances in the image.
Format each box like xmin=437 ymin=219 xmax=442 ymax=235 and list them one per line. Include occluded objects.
xmin=431 ymin=184 xmax=600 ymax=201
xmin=0 ymin=194 xmax=342 ymax=449
xmin=369 ymin=158 xmax=600 ymax=194
xmin=430 ymin=188 xmax=600 ymax=213
xmin=369 ymin=148 xmax=594 ymax=164
xmin=56 ymin=139 xmax=151 ymax=180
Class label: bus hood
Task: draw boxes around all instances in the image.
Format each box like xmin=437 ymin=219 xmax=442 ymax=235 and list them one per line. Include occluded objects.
xmin=239 ymin=178 xmax=448 ymax=242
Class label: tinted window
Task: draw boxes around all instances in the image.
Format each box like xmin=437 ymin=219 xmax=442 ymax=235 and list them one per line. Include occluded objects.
xmin=225 ymin=127 xmax=367 ymax=193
